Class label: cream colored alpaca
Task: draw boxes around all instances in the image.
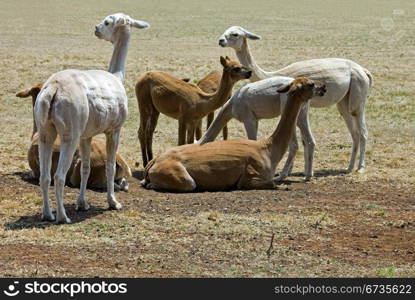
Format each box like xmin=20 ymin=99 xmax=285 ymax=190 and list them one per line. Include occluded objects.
xmin=142 ymin=78 xmax=326 ymax=192
xmin=217 ymin=26 xmax=373 ymax=180
xmin=16 ymin=85 xmax=131 ymax=191
xmin=35 ymin=13 xmax=149 ymax=223
xmin=135 ymin=56 xmax=251 ymax=166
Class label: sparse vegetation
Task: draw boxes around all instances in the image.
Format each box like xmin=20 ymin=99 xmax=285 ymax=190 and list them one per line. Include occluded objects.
xmin=0 ymin=0 xmax=414 ymax=277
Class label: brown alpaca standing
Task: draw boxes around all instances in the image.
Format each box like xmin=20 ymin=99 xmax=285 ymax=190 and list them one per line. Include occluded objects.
xmin=183 ymin=71 xmax=229 ymax=141
xmin=135 ymin=56 xmax=251 ymax=166
xmin=16 ymin=85 xmax=132 ymax=191
xmin=141 ymin=78 xmax=326 ymax=191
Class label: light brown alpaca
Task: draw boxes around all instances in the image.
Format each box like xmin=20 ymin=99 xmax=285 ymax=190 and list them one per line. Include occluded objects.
xmin=142 ymin=78 xmax=326 ymax=192
xmin=136 ymin=56 xmax=251 ymax=166
xmin=183 ymin=71 xmax=229 ymax=141
xmin=16 ymin=85 xmax=132 ymax=191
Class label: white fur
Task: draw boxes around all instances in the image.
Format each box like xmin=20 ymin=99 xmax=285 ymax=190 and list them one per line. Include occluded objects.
xmin=34 ymin=13 xmax=149 ymax=223
xmin=212 ymin=26 xmax=373 ymax=180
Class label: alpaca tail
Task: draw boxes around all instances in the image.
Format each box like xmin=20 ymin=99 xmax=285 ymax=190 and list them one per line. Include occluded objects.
xmin=34 ymin=82 xmax=59 ymax=129
xmin=198 ymin=99 xmax=233 ymax=144
xmin=363 ymin=68 xmax=374 ymax=89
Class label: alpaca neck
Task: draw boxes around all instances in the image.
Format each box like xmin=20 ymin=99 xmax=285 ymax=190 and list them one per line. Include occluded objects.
xmin=201 ymin=70 xmax=234 ymax=114
xmin=264 ymin=94 xmax=305 ymax=168
xmin=236 ymin=39 xmax=275 ymax=82
xmin=108 ymin=27 xmax=131 ymax=82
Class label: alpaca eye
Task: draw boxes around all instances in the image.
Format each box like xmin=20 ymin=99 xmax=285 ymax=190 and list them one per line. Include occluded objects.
xmin=231 ymin=33 xmax=239 ymax=37
xmin=233 ymin=67 xmax=241 ymax=72
xmin=104 ymin=21 xmax=109 ymax=26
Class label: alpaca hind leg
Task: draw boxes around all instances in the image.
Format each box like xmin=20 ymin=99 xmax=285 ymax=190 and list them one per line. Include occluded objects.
xmin=38 ymin=125 xmax=57 ymax=221
xmin=337 ymin=99 xmax=359 ymax=172
xmin=355 ymin=110 xmax=368 ymax=173
xmin=138 ymin=115 xmax=148 ymax=167
xmin=106 ymin=130 xmax=122 ymax=210
xmin=146 ymin=161 xmax=196 ymax=192
xmin=297 ymin=106 xmax=316 ymax=181
xmin=146 ymin=112 xmax=159 ymax=163
xmin=54 ymin=137 xmax=80 ymax=224
xmin=76 ymin=137 xmax=92 ymax=211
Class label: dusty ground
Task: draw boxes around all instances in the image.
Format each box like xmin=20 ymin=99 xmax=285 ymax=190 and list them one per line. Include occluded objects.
xmin=0 ymin=0 xmax=414 ymax=277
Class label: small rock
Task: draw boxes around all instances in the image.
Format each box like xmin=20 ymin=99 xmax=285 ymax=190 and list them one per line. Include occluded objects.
xmin=208 ymin=212 xmax=218 ymax=221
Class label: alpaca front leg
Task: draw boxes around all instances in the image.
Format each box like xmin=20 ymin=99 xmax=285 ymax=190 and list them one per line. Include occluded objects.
xmin=76 ymin=137 xmax=92 ymax=211
xmin=276 ymin=130 xmax=299 ymax=181
xmin=186 ymin=123 xmax=196 ymax=144
xmin=106 ymin=131 xmax=122 ymax=210
xmin=38 ymin=129 xmax=57 ymax=221
xmin=178 ymin=120 xmax=187 ymax=145
xmin=243 ymin=114 xmax=258 ymax=140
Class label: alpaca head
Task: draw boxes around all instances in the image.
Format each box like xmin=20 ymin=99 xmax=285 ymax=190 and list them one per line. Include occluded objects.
xmin=277 ymin=78 xmax=326 ymax=101
xmin=218 ymin=26 xmax=261 ymax=50
xmin=220 ymin=56 xmax=252 ymax=81
xmin=95 ymin=13 xmax=150 ymax=43
xmin=16 ymin=83 xmax=43 ymax=108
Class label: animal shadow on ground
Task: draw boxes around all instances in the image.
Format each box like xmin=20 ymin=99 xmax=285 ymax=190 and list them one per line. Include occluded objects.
xmin=5 ymin=205 xmax=107 ymax=230
xmin=13 ymin=171 xmax=113 ymax=193
xmin=132 ymin=170 xmax=144 ymax=181
xmin=287 ymin=169 xmax=348 ymax=178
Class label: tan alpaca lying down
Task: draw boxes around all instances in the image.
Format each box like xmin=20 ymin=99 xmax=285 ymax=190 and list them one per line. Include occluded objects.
xmin=142 ymin=78 xmax=326 ymax=192
xmin=16 ymin=85 xmax=132 ymax=191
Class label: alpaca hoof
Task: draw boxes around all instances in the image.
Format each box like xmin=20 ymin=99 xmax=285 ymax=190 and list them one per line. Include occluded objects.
xmin=304 ymin=176 xmax=312 ymax=182
xmin=274 ymin=174 xmax=287 ymax=182
xmin=41 ymin=213 xmax=55 ymax=222
xmin=109 ymin=201 xmax=122 ymax=210
xmin=140 ymin=179 xmax=147 ymax=187
xmin=345 ymin=167 xmax=353 ymax=174
xmin=56 ymin=216 xmax=72 ymax=224
xmin=357 ymin=167 xmax=365 ymax=174
xmin=76 ymin=202 xmax=90 ymax=211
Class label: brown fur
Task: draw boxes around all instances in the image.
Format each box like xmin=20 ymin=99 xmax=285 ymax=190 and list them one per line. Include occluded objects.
xmin=142 ymin=78 xmax=326 ymax=192
xmin=136 ymin=56 xmax=251 ymax=166
xmin=184 ymin=71 xmax=229 ymax=141
xmin=16 ymin=85 xmax=132 ymax=190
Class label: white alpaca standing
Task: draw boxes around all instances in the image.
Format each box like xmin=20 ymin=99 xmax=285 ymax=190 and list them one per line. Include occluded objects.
xmin=34 ymin=13 xmax=149 ymax=223
xmin=205 ymin=26 xmax=372 ymax=180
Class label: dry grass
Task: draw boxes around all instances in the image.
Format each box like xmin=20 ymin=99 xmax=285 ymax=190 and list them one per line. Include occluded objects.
xmin=0 ymin=0 xmax=414 ymax=277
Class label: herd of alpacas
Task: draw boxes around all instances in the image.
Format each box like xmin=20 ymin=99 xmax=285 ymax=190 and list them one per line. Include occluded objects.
xmin=16 ymin=13 xmax=372 ymax=223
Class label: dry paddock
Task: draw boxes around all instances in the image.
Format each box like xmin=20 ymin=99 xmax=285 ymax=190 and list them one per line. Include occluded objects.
xmin=0 ymin=0 xmax=414 ymax=277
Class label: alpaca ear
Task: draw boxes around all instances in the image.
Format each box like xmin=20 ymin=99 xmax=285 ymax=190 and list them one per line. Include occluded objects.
xmin=242 ymin=29 xmax=261 ymax=40
xmin=130 ymin=18 xmax=150 ymax=29
xmin=277 ymin=83 xmax=291 ymax=93
xmin=16 ymin=85 xmax=42 ymax=98
xmin=220 ymin=56 xmax=228 ymax=67
xmin=16 ymin=89 xmax=31 ymax=98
